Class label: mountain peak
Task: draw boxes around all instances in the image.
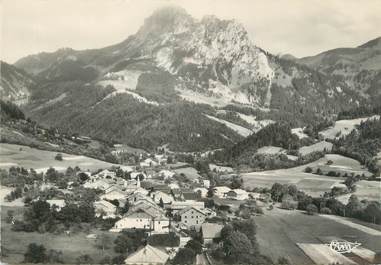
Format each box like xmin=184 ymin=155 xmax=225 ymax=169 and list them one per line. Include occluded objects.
xmin=138 ymin=6 xmax=195 ymax=37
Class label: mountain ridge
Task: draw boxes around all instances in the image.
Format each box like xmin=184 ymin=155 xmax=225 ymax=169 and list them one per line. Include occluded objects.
xmin=11 ymin=6 xmax=373 ymax=151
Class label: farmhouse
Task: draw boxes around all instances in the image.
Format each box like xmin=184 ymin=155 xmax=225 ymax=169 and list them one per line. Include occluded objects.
xmin=124 ymin=244 xmax=169 ymax=265
xmin=151 ymin=191 xmax=173 ymax=204
xmin=201 ymin=223 xmax=224 ymax=244
xmin=112 ymin=207 xmax=169 ymax=233
xmin=140 ymin=158 xmax=159 ymax=168
xmin=83 ymin=178 xmax=112 ymax=191
xmin=179 ymin=206 xmax=207 ymax=228
xmin=93 ymin=169 xmax=115 ymax=179
xmin=213 ymin=186 xmax=231 ymax=198
xmin=225 ymin=189 xmax=249 ymax=200
xmin=100 ymin=187 xmax=126 ymax=201
xmin=94 ymin=200 xmax=117 ymax=219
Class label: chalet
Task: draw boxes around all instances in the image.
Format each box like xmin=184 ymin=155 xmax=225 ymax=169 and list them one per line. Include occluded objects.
xmin=124 ymin=244 xmax=169 ymax=265
xmin=151 ymin=191 xmax=173 ymax=204
xmin=83 ymin=178 xmax=112 ymax=191
xmin=93 ymin=169 xmax=115 ymax=179
xmin=213 ymin=186 xmax=231 ymax=198
xmin=94 ymin=200 xmax=117 ymax=219
xmin=100 ymin=187 xmax=126 ymax=201
xmin=112 ymin=207 xmax=169 ymax=233
xmin=140 ymin=158 xmax=159 ymax=168
xmin=179 ymin=206 xmax=207 ymax=228
xmin=225 ymin=189 xmax=248 ymax=200
xmin=201 ymin=223 xmax=224 ymax=244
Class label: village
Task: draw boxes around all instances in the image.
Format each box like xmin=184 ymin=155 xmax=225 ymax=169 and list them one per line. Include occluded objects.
xmin=1 ymin=145 xmax=272 ymax=265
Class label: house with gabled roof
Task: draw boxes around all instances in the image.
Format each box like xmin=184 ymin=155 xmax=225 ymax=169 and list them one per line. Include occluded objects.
xmin=151 ymin=190 xmax=173 ymax=204
xmin=213 ymin=186 xmax=231 ymax=198
xmin=112 ymin=207 xmax=169 ymax=234
xmin=226 ymin=189 xmax=249 ymax=200
xmin=100 ymin=187 xmax=126 ymax=201
xmin=179 ymin=206 xmax=207 ymax=228
xmin=201 ymin=223 xmax=224 ymax=244
xmin=124 ymin=244 xmax=169 ymax=265
xmin=94 ymin=200 xmax=117 ymax=219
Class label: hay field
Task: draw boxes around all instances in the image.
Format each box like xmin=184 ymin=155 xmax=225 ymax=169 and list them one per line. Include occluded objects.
xmin=242 ymin=154 xmax=377 ymax=199
xmin=0 ymin=143 xmax=117 ymax=173
xmin=319 ymin=115 xmax=380 ymax=140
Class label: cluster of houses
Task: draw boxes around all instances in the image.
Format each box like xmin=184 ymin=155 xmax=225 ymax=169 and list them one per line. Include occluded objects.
xmin=43 ymin=158 xmax=261 ymax=264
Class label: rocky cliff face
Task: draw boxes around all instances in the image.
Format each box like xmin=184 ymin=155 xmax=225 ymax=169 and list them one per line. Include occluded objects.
xmin=11 ymin=6 xmax=368 ymax=151
xmin=0 ymin=61 xmax=35 ymax=105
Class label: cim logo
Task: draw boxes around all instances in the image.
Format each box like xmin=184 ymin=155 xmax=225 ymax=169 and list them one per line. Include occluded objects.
xmin=327 ymin=240 xmax=361 ymax=254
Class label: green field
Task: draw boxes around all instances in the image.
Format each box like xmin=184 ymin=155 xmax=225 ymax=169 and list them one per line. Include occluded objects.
xmin=254 ymin=207 xmax=381 ymax=264
xmin=0 ymin=205 xmax=119 ymax=264
xmin=242 ymin=154 xmax=378 ymax=199
xmin=0 ymin=143 xmax=118 ymax=173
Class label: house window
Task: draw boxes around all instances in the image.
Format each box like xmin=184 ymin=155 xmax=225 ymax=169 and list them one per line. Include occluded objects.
xmin=196 ymin=221 xmax=198 ymax=224
xmin=185 ymin=220 xmax=187 ymax=223
xmin=158 ymin=221 xmax=160 ymax=224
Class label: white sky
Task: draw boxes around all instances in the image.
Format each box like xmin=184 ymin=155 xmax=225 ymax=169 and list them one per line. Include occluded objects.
xmin=1 ymin=0 xmax=381 ymax=63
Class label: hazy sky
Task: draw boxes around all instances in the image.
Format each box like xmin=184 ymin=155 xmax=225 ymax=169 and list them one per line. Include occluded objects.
xmin=1 ymin=0 xmax=381 ymax=63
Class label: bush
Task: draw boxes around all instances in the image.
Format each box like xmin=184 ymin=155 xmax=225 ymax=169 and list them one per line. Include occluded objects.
xmin=306 ymin=204 xmax=318 ymax=215
xmin=172 ymin=248 xmax=196 ymax=265
xmin=24 ymin=243 xmax=47 ymax=263
xmin=55 ymin=153 xmax=63 ymax=161
xmin=304 ymin=167 xmax=313 ymax=173
xmin=281 ymin=195 xmax=298 ymax=210
xmin=320 ymin=207 xmax=332 ymax=214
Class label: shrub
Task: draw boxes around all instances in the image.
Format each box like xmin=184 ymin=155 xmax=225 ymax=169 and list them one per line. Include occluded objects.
xmin=24 ymin=243 xmax=47 ymax=263
xmin=304 ymin=166 xmax=313 ymax=173
xmin=306 ymin=204 xmax=318 ymax=215
xmin=320 ymin=207 xmax=332 ymax=214
xmin=55 ymin=153 xmax=63 ymax=161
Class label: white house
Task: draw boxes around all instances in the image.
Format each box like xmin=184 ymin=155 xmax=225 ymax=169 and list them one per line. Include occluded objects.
xmin=94 ymin=200 xmax=117 ymax=219
xmin=93 ymin=169 xmax=115 ymax=179
xmin=213 ymin=186 xmax=231 ymax=198
xmin=201 ymin=223 xmax=224 ymax=244
xmin=225 ymin=189 xmax=249 ymax=200
xmin=83 ymin=179 xmax=112 ymax=191
xmin=140 ymin=158 xmax=159 ymax=168
xmin=151 ymin=191 xmax=173 ymax=204
xmin=112 ymin=207 xmax=169 ymax=234
xmin=100 ymin=187 xmax=126 ymax=201
xmin=124 ymin=244 xmax=169 ymax=265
